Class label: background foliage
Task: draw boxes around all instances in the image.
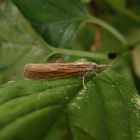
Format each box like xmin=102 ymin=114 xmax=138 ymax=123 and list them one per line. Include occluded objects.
xmin=0 ymin=0 xmax=140 ymax=140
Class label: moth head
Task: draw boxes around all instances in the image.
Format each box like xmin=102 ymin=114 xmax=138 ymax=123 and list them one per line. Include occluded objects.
xmin=95 ymin=64 xmax=112 ymax=72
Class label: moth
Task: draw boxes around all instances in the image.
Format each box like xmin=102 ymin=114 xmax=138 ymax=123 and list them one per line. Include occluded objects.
xmin=24 ymin=62 xmax=112 ymax=89
xmin=24 ymin=62 xmax=111 ymax=79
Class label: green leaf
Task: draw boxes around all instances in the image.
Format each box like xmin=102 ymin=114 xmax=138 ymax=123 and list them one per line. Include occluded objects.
xmin=12 ymin=0 xmax=87 ymax=22
xmin=33 ymin=22 xmax=81 ymax=48
xmin=0 ymin=69 xmax=139 ymax=140
xmin=0 ymin=1 xmax=53 ymax=79
xmin=0 ymin=1 xmax=51 ymax=48
xmin=12 ymin=0 xmax=87 ymax=48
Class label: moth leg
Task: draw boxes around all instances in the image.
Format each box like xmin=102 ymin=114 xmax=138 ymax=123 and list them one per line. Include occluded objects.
xmin=82 ymin=76 xmax=87 ymax=89
xmin=81 ymin=72 xmax=90 ymax=89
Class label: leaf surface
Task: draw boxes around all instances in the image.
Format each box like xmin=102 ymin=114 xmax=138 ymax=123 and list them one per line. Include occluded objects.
xmin=12 ymin=0 xmax=87 ymax=48
xmin=12 ymin=0 xmax=87 ymax=22
xmin=0 ymin=1 xmax=52 ymax=79
xmin=0 ymin=70 xmax=139 ymax=140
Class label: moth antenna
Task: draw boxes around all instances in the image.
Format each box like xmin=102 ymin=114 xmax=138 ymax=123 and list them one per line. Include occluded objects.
xmin=96 ymin=64 xmax=112 ymax=69
xmin=94 ymin=72 xmax=112 ymax=83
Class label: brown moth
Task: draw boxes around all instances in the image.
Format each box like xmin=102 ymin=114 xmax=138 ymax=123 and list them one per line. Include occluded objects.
xmin=24 ymin=62 xmax=111 ymax=79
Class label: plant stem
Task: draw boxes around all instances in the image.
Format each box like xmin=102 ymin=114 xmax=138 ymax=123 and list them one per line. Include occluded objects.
xmin=52 ymin=47 xmax=108 ymax=60
xmin=91 ymin=24 xmax=102 ymax=51
xmin=85 ymin=16 xmax=128 ymax=46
